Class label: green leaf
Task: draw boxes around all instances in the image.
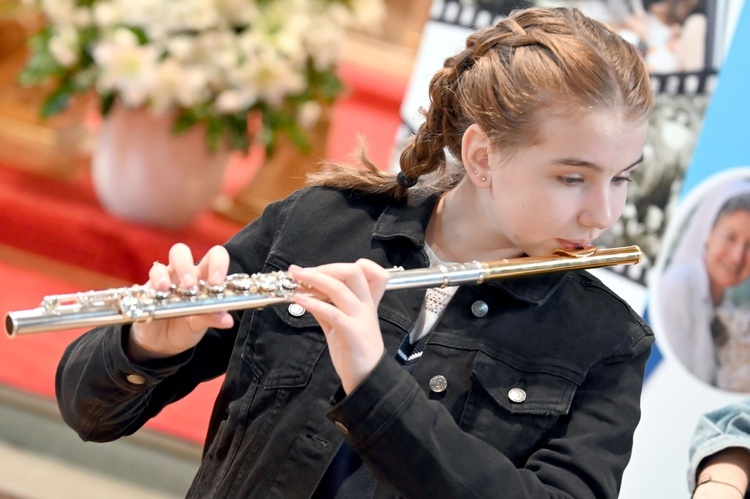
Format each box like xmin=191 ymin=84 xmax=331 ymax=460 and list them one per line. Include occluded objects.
xmin=129 ymin=27 xmax=149 ymax=45
xmin=221 ymin=114 xmax=251 ymax=153
xmin=284 ymin=123 xmax=311 ymax=152
xmin=72 ymin=67 xmax=98 ymax=91
xmin=260 ymin=125 xmax=277 ymax=156
xmin=172 ymin=112 xmax=198 ymax=134
xmin=100 ymin=93 xmax=116 ymax=116
xmin=205 ymin=116 xmax=223 ymax=151
xmin=228 ymin=131 xmax=250 ymax=153
xmin=41 ymin=87 xmax=72 ymax=117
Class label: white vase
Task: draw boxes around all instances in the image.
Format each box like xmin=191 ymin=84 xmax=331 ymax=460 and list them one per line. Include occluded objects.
xmin=91 ymin=105 xmax=231 ymax=229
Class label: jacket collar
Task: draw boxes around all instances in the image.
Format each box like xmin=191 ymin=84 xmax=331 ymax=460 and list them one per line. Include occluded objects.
xmin=371 ymin=191 xmax=569 ymax=306
xmin=372 ymin=192 xmax=437 ymax=247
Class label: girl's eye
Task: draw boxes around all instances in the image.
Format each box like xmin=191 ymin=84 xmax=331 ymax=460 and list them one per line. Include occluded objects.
xmin=612 ymin=176 xmax=633 ymax=185
xmin=558 ymin=176 xmax=583 ymax=185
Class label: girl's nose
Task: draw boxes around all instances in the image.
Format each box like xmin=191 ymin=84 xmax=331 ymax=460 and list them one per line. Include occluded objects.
xmin=579 ymin=188 xmax=617 ymax=230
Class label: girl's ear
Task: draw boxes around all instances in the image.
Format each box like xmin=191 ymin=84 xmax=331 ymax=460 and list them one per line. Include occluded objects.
xmin=461 ymin=124 xmax=491 ymax=188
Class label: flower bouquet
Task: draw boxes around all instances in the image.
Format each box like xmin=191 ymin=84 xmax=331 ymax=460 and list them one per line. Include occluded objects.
xmin=19 ymin=0 xmax=385 ymax=154
xmin=14 ymin=0 xmax=385 ymax=228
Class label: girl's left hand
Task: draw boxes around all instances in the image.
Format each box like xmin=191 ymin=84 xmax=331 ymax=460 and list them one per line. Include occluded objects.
xmin=288 ymin=259 xmax=390 ymax=394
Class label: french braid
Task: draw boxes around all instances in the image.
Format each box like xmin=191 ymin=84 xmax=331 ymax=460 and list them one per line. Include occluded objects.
xmin=307 ymin=7 xmax=653 ymax=200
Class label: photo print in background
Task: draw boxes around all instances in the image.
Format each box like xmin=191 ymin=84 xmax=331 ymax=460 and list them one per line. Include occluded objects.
xmin=649 ymin=169 xmax=750 ymax=393
xmin=393 ymin=0 xmax=737 ymax=286
xmin=622 ymin=0 xmax=749 ymax=491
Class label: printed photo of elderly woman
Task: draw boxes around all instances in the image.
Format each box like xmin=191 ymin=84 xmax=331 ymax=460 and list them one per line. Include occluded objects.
xmin=651 ymin=170 xmax=750 ymax=391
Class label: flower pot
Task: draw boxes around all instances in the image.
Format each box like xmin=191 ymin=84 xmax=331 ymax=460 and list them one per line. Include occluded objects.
xmin=92 ymin=106 xmax=230 ymax=229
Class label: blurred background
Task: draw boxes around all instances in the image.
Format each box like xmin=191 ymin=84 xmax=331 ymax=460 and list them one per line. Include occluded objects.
xmin=0 ymin=0 xmax=426 ymax=496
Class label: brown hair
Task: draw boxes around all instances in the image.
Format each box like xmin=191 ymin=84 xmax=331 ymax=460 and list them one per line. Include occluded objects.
xmin=307 ymin=6 xmax=654 ymax=200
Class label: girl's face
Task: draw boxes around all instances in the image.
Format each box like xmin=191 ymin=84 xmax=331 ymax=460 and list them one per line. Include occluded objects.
xmin=705 ymin=209 xmax=750 ymax=290
xmin=482 ymin=108 xmax=648 ymax=257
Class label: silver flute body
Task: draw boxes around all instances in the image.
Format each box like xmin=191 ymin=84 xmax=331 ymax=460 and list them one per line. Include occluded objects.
xmin=5 ymin=245 xmax=642 ymax=337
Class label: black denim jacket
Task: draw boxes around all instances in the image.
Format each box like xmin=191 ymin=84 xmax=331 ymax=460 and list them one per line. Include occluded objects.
xmin=56 ymin=187 xmax=654 ymax=498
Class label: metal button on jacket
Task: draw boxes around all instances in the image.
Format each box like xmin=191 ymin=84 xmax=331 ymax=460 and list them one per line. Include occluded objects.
xmin=508 ymin=387 xmax=527 ymax=403
xmin=288 ymin=303 xmax=306 ymax=317
xmin=471 ymin=300 xmax=489 ymax=317
xmin=126 ymin=374 xmax=146 ymax=385
xmin=429 ymin=375 xmax=448 ymax=393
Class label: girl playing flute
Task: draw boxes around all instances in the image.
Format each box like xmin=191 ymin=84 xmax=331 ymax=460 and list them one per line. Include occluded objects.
xmin=57 ymin=7 xmax=655 ymax=498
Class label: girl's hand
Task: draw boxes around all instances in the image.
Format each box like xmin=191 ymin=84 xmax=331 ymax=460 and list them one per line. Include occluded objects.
xmin=289 ymin=259 xmax=390 ymax=394
xmin=126 ymin=243 xmax=234 ymax=362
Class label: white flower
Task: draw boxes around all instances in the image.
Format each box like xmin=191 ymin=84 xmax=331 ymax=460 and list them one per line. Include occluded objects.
xmin=94 ymin=28 xmax=160 ymax=108
xmin=297 ymin=101 xmax=323 ymax=130
xmin=38 ymin=0 xmax=76 ymax=25
xmin=303 ymin=14 xmax=345 ymax=70
xmin=149 ymin=58 xmax=209 ymax=113
xmin=215 ymin=89 xmax=257 ymax=114
xmin=348 ymin=0 xmax=387 ymax=32
xmin=92 ymin=3 xmax=125 ymax=28
xmin=230 ymin=47 xmax=306 ymax=106
xmin=48 ymin=26 xmax=79 ymax=67
xmin=213 ymin=0 xmax=258 ymax=26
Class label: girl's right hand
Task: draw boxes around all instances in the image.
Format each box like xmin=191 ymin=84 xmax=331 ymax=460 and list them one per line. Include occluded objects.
xmin=288 ymin=259 xmax=390 ymax=394
xmin=125 ymin=243 xmax=235 ymax=362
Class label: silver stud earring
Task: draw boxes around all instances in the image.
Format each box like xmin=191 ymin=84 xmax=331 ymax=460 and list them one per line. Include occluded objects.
xmin=481 ymin=176 xmax=486 ymax=182
xmin=473 ymin=170 xmax=478 ymax=175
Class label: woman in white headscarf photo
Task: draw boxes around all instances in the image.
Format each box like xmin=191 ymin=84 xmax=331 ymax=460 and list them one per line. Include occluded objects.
xmin=652 ymin=171 xmax=750 ymax=390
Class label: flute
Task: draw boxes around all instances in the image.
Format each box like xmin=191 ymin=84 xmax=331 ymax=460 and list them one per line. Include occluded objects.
xmin=4 ymin=245 xmax=641 ymax=337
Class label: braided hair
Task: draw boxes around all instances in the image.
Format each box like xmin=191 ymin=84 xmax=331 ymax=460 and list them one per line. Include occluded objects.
xmin=307 ymin=7 xmax=654 ymax=200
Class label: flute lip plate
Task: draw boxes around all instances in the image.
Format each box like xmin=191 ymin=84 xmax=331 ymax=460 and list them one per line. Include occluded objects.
xmin=552 ymin=246 xmax=597 ymax=258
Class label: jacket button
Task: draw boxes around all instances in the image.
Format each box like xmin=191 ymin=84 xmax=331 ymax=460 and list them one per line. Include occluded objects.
xmin=334 ymin=421 xmax=349 ymax=435
xmin=471 ymin=300 xmax=489 ymax=317
xmin=288 ymin=303 xmax=306 ymax=317
xmin=508 ymin=387 xmax=526 ymax=403
xmin=126 ymin=374 xmax=146 ymax=385
xmin=429 ymin=375 xmax=448 ymax=393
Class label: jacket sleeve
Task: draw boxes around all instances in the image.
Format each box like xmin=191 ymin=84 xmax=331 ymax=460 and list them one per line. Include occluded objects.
xmin=55 ymin=196 xmax=288 ymax=442
xmin=326 ymin=332 xmax=653 ymax=498
xmin=687 ymin=399 xmax=750 ymax=492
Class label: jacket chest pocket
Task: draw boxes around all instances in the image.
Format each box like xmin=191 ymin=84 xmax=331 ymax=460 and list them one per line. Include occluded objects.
xmin=241 ymin=302 xmax=327 ymax=389
xmin=460 ymin=351 xmax=580 ymax=466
